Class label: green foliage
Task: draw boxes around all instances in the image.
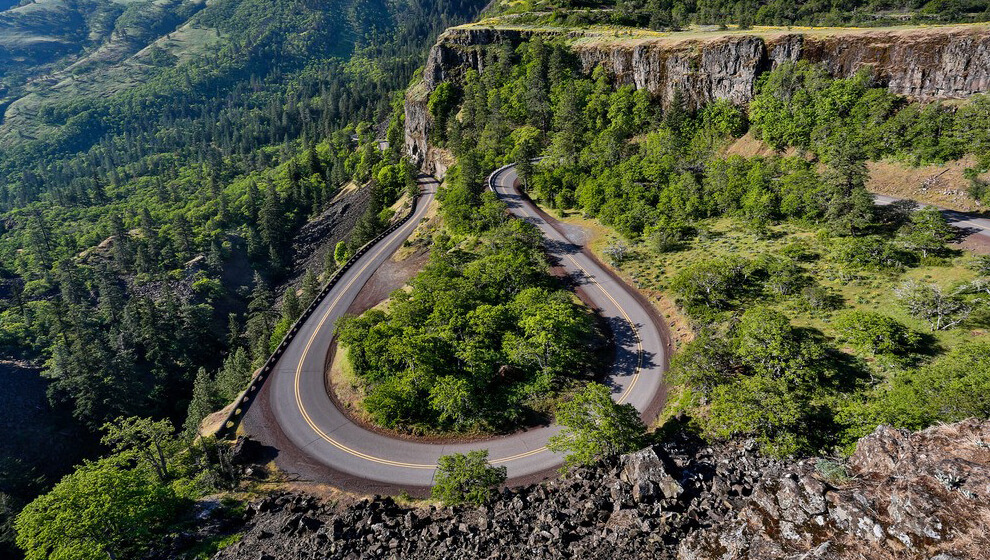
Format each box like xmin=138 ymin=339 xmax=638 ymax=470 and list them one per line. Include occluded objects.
xmin=898 ymin=206 xmax=954 ymax=258
xmin=428 ymin=82 xmax=458 ymax=146
xmin=669 ymin=331 xmax=735 ymax=399
xmin=547 ymin=383 xmax=646 ymax=467
xmin=814 ymin=459 xmax=854 ymax=484
xmin=832 ymin=310 xmax=919 ymax=356
xmin=337 ymin=217 xmax=599 ymax=431
xmin=509 ymin=125 xmax=543 ymax=187
xmin=503 ymin=0 xmax=990 ymax=28
xmin=828 ymin=235 xmax=906 ymax=271
xmin=14 ymin=456 xmax=186 ymax=560
xmin=13 ymin=415 xmax=237 ymax=560
xmin=669 ymin=256 xmax=749 ymax=310
xmin=101 ymin=416 xmax=180 ymax=483
xmin=0 ymin=0 xmax=487 ymax=505
xmin=431 ymin=450 xmax=507 ymax=506
xmin=734 ymin=306 xmax=819 ymax=381
xmin=671 ymin=305 xmax=850 ymax=456
xmin=847 ymin=342 xmax=990 ymax=433
xmin=750 ymin=62 xmax=990 ymax=170
xmin=705 ymin=374 xmax=803 ymax=457
xmin=334 ymin=241 xmax=351 ymax=267
xmin=435 ymin=39 xmax=990 ymax=460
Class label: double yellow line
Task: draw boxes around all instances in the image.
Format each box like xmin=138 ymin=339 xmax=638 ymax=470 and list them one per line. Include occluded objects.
xmin=501 ymin=185 xmax=644 ymax=405
xmin=290 ymin=175 xmax=645 ymax=471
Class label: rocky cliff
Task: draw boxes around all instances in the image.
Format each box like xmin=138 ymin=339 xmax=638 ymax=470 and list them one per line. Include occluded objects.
xmin=405 ymin=24 xmax=990 ymax=168
xmin=199 ymin=420 xmax=989 ymax=560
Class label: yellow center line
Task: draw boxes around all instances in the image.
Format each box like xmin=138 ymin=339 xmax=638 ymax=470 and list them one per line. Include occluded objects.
xmin=289 ymin=175 xmax=648 ymax=472
xmin=506 ymin=187 xmax=644 ymax=404
xmin=294 ymin=202 xmax=438 ymax=468
xmin=292 ymin=191 xmax=553 ymax=469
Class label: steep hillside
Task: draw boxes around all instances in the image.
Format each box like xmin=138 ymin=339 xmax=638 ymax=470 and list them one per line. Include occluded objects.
xmin=0 ymin=0 xmax=487 ymax=557
xmin=400 ymin=8 xmax=990 ymax=476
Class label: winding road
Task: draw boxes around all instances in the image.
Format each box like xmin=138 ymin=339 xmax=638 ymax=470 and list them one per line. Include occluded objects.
xmin=241 ymin=167 xmax=670 ymax=490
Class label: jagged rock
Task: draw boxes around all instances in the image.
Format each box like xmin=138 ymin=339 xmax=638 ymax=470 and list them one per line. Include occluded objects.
xmin=619 ymin=447 xmax=683 ymax=503
xmin=680 ymin=420 xmax=990 ymax=560
xmin=231 ymin=436 xmax=263 ymax=466
xmin=201 ymin=421 xmax=989 ymax=560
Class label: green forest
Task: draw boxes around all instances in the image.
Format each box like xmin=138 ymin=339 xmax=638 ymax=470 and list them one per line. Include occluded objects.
xmin=425 ymin=37 xmax=990 ymax=456
xmin=3 ymin=0 xmax=990 ymax=556
xmin=337 ymin=194 xmax=602 ymax=433
xmin=0 ymin=0 xmax=487 ymax=557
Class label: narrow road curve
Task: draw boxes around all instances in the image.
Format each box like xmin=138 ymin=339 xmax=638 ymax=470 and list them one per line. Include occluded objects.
xmin=243 ymin=168 xmax=669 ymax=489
xmin=873 ymin=194 xmax=990 ymax=241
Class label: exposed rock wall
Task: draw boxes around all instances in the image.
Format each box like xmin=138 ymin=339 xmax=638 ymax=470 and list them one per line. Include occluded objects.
xmin=404 ymin=80 xmax=455 ymax=178
xmin=573 ymin=35 xmax=768 ymax=109
xmin=405 ymin=25 xmax=990 ymax=165
xmin=572 ymin=27 xmax=990 ymax=109
xmin=206 ymin=420 xmax=990 ymax=560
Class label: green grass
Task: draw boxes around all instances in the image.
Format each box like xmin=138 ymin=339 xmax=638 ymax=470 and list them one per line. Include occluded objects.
xmin=606 ymin=216 xmax=982 ymax=355
xmin=458 ymin=18 xmax=990 ymax=45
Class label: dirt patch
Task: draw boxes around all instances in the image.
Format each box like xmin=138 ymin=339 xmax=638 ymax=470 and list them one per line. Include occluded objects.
xmin=723 ymin=131 xmax=803 ymax=159
xmin=343 ymin=243 xmax=430 ymax=319
xmin=953 ymin=232 xmax=990 ymax=255
xmin=326 ymin=343 xmax=371 ymax=426
xmin=726 ymin=133 xmax=988 ymax=213
xmin=867 ymin=157 xmax=987 ymax=213
xmin=392 ymin=198 xmax=440 ymax=261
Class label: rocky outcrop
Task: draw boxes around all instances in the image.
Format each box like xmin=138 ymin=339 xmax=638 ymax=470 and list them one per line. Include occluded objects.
xmin=571 ymin=27 xmax=990 ymax=109
xmin=423 ymin=28 xmax=556 ymax=90
xmin=573 ymin=35 xmax=768 ymax=109
xmin=206 ymin=420 xmax=990 ymax=560
xmin=404 ymin=81 xmax=455 ymax=178
xmin=680 ymin=419 xmax=990 ymax=559
xmin=406 ymin=24 xmax=990 ymax=163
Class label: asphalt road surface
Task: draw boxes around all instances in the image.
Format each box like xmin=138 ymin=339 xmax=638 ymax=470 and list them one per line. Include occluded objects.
xmin=242 ymin=168 xmax=669 ymax=489
xmin=873 ymin=194 xmax=990 ymax=240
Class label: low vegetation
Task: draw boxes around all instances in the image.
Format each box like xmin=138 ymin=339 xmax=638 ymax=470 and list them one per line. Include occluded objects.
xmin=14 ymin=417 xmax=235 ymax=560
xmin=488 ymin=0 xmax=990 ymax=27
xmin=547 ymin=382 xmax=647 ymax=467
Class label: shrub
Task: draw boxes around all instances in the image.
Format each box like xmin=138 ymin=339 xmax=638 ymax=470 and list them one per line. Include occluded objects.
xmin=431 ymin=450 xmax=506 ymax=506
xmin=832 ymin=310 xmax=919 ymax=355
xmin=547 ymin=383 xmax=646 ymax=467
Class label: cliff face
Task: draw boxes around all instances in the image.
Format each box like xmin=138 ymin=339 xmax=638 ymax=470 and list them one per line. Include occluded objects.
xmin=405 ymin=25 xmax=990 ymax=165
xmin=204 ymin=420 xmax=990 ymax=560
xmin=404 ymin=81 xmax=455 ymax=178
xmin=572 ymin=27 xmax=990 ymax=109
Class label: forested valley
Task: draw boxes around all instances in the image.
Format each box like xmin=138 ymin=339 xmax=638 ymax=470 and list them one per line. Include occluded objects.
xmin=0 ymin=0 xmax=486 ymax=557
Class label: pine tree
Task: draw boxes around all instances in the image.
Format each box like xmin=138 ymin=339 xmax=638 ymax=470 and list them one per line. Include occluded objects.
xmin=301 ymin=269 xmax=319 ymax=306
